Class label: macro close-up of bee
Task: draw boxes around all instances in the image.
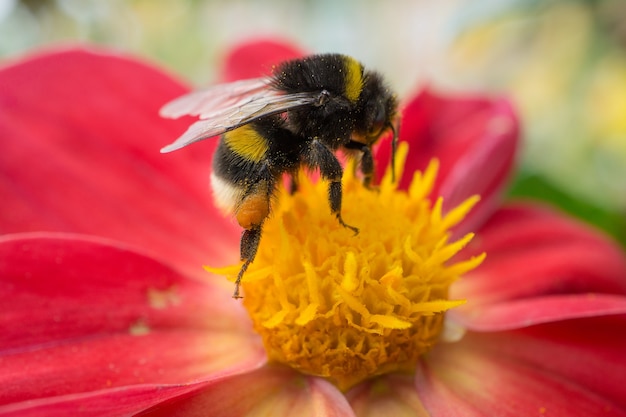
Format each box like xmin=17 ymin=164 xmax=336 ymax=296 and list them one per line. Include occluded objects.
xmin=160 ymin=53 xmax=399 ymax=298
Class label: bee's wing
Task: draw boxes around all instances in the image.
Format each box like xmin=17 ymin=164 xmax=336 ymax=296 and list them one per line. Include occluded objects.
xmin=159 ymin=78 xmax=318 ymax=153
xmin=160 ymin=78 xmax=269 ymax=119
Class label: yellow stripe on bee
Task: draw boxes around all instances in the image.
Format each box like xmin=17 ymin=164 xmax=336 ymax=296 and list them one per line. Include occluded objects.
xmin=343 ymin=56 xmax=364 ymax=103
xmin=224 ymin=125 xmax=268 ymax=162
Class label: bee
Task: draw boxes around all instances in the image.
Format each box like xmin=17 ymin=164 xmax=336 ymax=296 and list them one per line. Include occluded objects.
xmin=160 ymin=53 xmax=398 ymax=298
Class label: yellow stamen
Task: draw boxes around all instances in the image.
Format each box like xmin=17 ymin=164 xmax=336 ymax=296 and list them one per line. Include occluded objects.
xmin=210 ymin=142 xmax=484 ymax=390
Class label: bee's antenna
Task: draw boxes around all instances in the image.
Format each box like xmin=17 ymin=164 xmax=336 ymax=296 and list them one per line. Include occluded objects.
xmin=389 ymin=120 xmax=399 ymax=182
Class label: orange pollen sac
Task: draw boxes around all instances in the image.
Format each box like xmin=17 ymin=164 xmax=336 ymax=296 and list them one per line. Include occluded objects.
xmin=236 ymin=192 xmax=270 ymax=230
xmin=208 ymin=143 xmax=485 ymax=391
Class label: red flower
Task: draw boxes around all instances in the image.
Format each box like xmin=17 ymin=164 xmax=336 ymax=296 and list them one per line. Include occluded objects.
xmin=1 ymin=41 xmax=625 ymax=416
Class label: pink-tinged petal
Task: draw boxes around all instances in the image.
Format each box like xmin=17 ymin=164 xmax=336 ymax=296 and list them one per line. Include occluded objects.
xmin=346 ymin=375 xmax=429 ymax=417
xmin=0 ymin=48 xmax=240 ymax=276
xmin=452 ymin=203 xmax=626 ymax=308
xmin=0 ymin=382 xmax=219 ymax=417
xmin=1 ymin=332 xmax=264 ymax=408
xmin=220 ymin=39 xmax=306 ymax=82
xmin=452 ymin=294 xmax=626 ymax=331
xmin=414 ymin=368 xmax=485 ymax=417
xmin=479 ymin=316 xmax=626 ymax=410
xmin=138 ymin=365 xmax=355 ymax=417
xmin=417 ymin=316 xmax=626 ymax=416
xmin=377 ymin=89 xmax=519 ymax=233
xmin=0 ymin=233 xmax=265 ymax=405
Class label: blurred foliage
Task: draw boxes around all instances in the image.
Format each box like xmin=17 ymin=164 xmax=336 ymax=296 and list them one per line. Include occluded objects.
xmin=0 ymin=0 xmax=459 ymax=91
xmin=509 ymin=172 xmax=626 ymax=247
xmin=449 ymin=0 xmax=626 ymax=212
xmin=447 ymin=0 xmax=626 ymax=247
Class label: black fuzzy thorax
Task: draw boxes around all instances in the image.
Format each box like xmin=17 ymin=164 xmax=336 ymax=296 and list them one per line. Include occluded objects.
xmin=272 ymin=54 xmax=352 ymax=96
xmin=271 ymin=54 xmax=363 ymax=148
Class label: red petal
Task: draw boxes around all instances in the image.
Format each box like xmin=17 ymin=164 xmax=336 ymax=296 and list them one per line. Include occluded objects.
xmin=220 ymin=39 xmax=306 ymax=82
xmin=453 ymin=203 xmax=626 ymax=302
xmin=452 ymin=294 xmax=626 ymax=331
xmin=417 ymin=316 xmax=626 ymax=415
xmin=138 ymin=366 xmax=355 ymax=417
xmin=0 ymin=381 xmax=240 ymax=417
xmin=346 ymin=375 xmax=430 ymax=417
xmin=451 ymin=202 xmax=626 ymax=330
xmin=0 ymin=48 xmax=240 ymax=275
xmin=0 ymin=234 xmax=265 ymax=405
xmin=377 ymin=89 xmax=519 ymax=233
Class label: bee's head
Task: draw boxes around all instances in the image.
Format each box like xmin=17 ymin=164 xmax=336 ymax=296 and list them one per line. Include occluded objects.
xmin=354 ymin=72 xmax=397 ymax=144
xmin=354 ymin=71 xmax=400 ymax=179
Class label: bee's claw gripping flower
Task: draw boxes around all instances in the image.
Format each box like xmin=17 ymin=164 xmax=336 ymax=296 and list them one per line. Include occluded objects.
xmin=210 ymin=143 xmax=484 ymax=390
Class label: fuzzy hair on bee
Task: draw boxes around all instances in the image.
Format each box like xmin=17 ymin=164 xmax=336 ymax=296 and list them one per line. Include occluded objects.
xmin=160 ymin=53 xmax=399 ymax=298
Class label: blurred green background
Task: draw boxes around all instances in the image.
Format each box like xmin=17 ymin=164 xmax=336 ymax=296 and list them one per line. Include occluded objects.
xmin=1 ymin=0 xmax=624 ymax=245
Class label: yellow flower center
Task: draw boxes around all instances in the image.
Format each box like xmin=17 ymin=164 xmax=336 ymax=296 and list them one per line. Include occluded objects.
xmin=209 ymin=143 xmax=485 ymax=391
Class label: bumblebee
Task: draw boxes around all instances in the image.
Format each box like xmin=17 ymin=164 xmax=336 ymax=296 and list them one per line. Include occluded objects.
xmin=160 ymin=54 xmax=398 ymax=298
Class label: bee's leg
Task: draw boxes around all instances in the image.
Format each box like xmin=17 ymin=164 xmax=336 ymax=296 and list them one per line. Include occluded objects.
xmin=304 ymin=140 xmax=359 ymax=235
xmin=233 ymin=226 xmax=262 ymax=299
xmin=345 ymin=140 xmax=375 ymax=189
xmin=233 ymin=171 xmax=274 ymax=299
xmin=330 ymin=181 xmax=359 ymax=235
